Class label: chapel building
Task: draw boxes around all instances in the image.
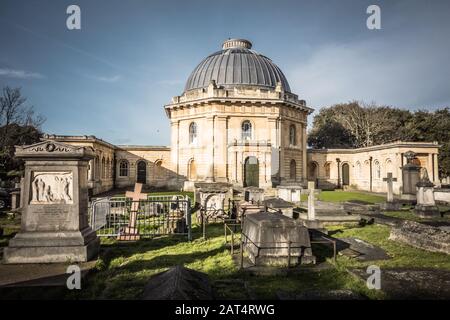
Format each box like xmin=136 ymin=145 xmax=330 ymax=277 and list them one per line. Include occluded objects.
xmin=44 ymin=38 xmax=440 ymax=196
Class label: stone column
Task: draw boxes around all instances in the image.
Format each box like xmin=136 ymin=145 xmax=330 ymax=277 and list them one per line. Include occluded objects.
xmin=88 ymin=159 xmax=94 ymax=181
xmin=215 ymin=116 xmax=228 ymax=182
xmin=302 ymin=122 xmax=307 ymax=182
xmin=433 ymin=153 xmax=439 ymax=185
xmin=3 ymin=140 xmax=99 ymax=264
xmin=205 ymin=116 xmax=215 ymax=182
xmin=170 ymin=120 xmax=180 ymax=177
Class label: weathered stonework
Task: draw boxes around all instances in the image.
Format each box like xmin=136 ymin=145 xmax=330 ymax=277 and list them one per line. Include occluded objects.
xmin=3 ymin=140 xmax=100 ymax=264
xmin=389 ymin=220 xmax=450 ymax=255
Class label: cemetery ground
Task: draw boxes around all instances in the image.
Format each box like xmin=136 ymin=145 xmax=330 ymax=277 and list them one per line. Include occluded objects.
xmin=0 ymin=191 xmax=449 ymax=300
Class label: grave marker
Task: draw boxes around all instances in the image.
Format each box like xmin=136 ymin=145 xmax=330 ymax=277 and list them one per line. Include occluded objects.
xmin=380 ymin=172 xmax=401 ymax=211
xmin=117 ymin=183 xmax=146 ymax=241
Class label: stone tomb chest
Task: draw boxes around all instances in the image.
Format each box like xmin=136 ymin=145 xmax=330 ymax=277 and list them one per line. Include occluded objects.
xmin=242 ymin=213 xmax=316 ymax=266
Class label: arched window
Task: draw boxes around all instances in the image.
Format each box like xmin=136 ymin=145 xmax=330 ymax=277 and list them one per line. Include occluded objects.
xmin=374 ymin=160 xmax=381 ymax=179
xmin=189 ymin=122 xmax=197 ymax=144
xmin=290 ymin=159 xmax=296 ymax=180
xmin=188 ymin=159 xmax=197 ymax=181
xmin=101 ymin=158 xmax=106 ymax=179
xmin=355 ymin=161 xmax=361 ymax=178
xmin=106 ymin=158 xmax=110 ymax=179
xmin=94 ymin=156 xmax=100 ymax=180
xmin=386 ymin=159 xmax=393 ymax=177
xmin=289 ymin=124 xmax=296 ymax=146
xmin=154 ymin=160 xmax=163 ymax=179
xmin=241 ymin=120 xmax=252 ymax=140
xmin=119 ymin=160 xmax=129 ymax=177
xmin=324 ymin=162 xmax=331 ymax=179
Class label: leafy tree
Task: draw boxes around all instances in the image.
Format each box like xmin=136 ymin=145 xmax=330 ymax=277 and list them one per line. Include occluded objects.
xmin=308 ymin=102 xmax=450 ymax=178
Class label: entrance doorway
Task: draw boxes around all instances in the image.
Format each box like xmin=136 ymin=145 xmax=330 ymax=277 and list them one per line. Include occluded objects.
xmin=244 ymin=156 xmax=259 ymax=187
xmin=342 ymin=163 xmax=350 ymax=186
xmin=137 ymin=161 xmax=147 ymax=184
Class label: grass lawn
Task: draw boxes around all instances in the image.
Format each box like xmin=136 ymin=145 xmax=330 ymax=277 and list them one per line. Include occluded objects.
xmin=301 ymin=190 xmax=385 ymax=204
xmin=328 ymin=224 xmax=450 ymax=271
xmin=383 ymin=210 xmax=450 ymax=222
xmin=1 ymin=190 xmax=448 ymax=300
xmin=62 ymin=222 xmax=383 ymax=300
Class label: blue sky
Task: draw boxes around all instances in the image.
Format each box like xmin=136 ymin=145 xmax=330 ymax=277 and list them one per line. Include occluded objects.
xmin=1 ymin=0 xmax=449 ymax=145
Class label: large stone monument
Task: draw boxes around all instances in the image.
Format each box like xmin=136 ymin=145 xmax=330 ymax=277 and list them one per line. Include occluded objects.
xmin=414 ymin=168 xmax=440 ymax=217
xmin=242 ymin=212 xmax=316 ymax=266
xmin=401 ymin=151 xmax=421 ymax=202
xmin=3 ymin=140 xmax=100 ymax=263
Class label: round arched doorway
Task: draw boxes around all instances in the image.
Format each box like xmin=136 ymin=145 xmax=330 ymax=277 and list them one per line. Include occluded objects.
xmin=244 ymin=156 xmax=259 ymax=187
xmin=137 ymin=161 xmax=147 ymax=184
xmin=342 ymin=163 xmax=350 ymax=186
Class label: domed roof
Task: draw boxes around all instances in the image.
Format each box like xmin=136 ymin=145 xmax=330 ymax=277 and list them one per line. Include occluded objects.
xmin=184 ymin=39 xmax=291 ymax=93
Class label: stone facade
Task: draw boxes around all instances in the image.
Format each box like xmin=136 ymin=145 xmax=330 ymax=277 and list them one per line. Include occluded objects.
xmin=42 ymin=40 xmax=441 ymax=197
xmin=307 ymin=141 xmax=440 ymax=195
xmin=165 ymin=82 xmax=311 ymax=190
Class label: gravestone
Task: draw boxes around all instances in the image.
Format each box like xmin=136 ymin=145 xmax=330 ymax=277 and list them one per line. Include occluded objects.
xmin=401 ymin=151 xmax=421 ymax=202
xmin=277 ymin=185 xmax=302 ymax=204
xmin=415 ymin=168 xmax=439 ymax=217
xmin=3 ymin=140 xmax=99 ymax=263
xmin=244 ymin=186 xmax=264 ymax=203
xmin=90 ymin=197 xmax=109 ymax=231
xmin=380 ymin=172 xmax=401 ymax=211
xmin=302 ymin=181 xmax=324 ymax=230
xmin=242 ymin=212 xmax=316 ymax=266
xmin=194 ymin=182 xmax=233 ymax=222
xmin=117 ymin=183 xmax=147 ymax=241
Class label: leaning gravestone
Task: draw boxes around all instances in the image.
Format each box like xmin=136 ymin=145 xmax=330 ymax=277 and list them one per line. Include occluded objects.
xmin=3 ymin=140 xmax=100 ymax=263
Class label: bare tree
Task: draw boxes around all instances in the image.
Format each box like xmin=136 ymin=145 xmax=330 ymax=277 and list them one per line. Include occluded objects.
xmin=0 ymin=86 xmax=45 ymax=146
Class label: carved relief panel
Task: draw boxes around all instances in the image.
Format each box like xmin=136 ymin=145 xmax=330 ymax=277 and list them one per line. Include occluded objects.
xmin=30 ymin=172 xmax=74 ymax=204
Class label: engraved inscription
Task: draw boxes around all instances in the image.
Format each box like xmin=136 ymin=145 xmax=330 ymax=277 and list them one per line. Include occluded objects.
xmin=30 ymin=172 xmax=74 ymax=204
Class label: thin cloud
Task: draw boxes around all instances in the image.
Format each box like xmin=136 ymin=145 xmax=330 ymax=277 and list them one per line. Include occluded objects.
xmin=0 ymin=68 xmax=45 ymax=79
xmin=157 ymin=79 xmax=184 ymax=86
xmin=88 ymin=74 xmax=121 ymax=83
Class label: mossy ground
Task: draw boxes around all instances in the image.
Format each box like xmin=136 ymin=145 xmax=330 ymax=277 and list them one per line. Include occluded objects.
xmin=0 ymin=190 xmax=448 ymax=300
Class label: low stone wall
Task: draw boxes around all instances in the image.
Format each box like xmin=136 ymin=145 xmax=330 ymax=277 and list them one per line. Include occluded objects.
xmin=434 ymin=188 xmax=450 ymax=204
xmin=389 ymin=220 xmax=450 ymax=255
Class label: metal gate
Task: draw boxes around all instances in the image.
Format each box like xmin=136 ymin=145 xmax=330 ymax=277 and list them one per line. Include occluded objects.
xmin=89 ymin=195 xmax=191 ymax=241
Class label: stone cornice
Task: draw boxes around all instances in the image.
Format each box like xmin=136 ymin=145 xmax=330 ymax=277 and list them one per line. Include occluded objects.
xmin=308 ymin=141 xmax=440 ymax=154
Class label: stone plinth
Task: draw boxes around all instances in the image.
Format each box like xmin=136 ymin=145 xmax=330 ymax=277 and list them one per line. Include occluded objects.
xmin=276 ymin=185 xmax=302 ymax=204
xmin=242 ymin=212 xmax=315 ymax=266
xmin=400 ymin=154 xmax=420 ymax=201
xmin=10 ymin=190 xmax=21 ymax=210
xmin=244 ymin=187 xmax=264 ymax=203
xmin=194 ymin=182 xmax=233 ymax=210
xmin=434 ymin=188 xmax=450 ymax=204
xmin=3 ymin=141 xmax=100 ymax=264
xmin=415 ymin=182 xmax=439 ymax=217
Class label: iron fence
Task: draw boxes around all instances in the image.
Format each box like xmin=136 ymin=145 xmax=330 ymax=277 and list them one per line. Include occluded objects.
xmin=89 ymin=195 xmax=191 ymax=241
